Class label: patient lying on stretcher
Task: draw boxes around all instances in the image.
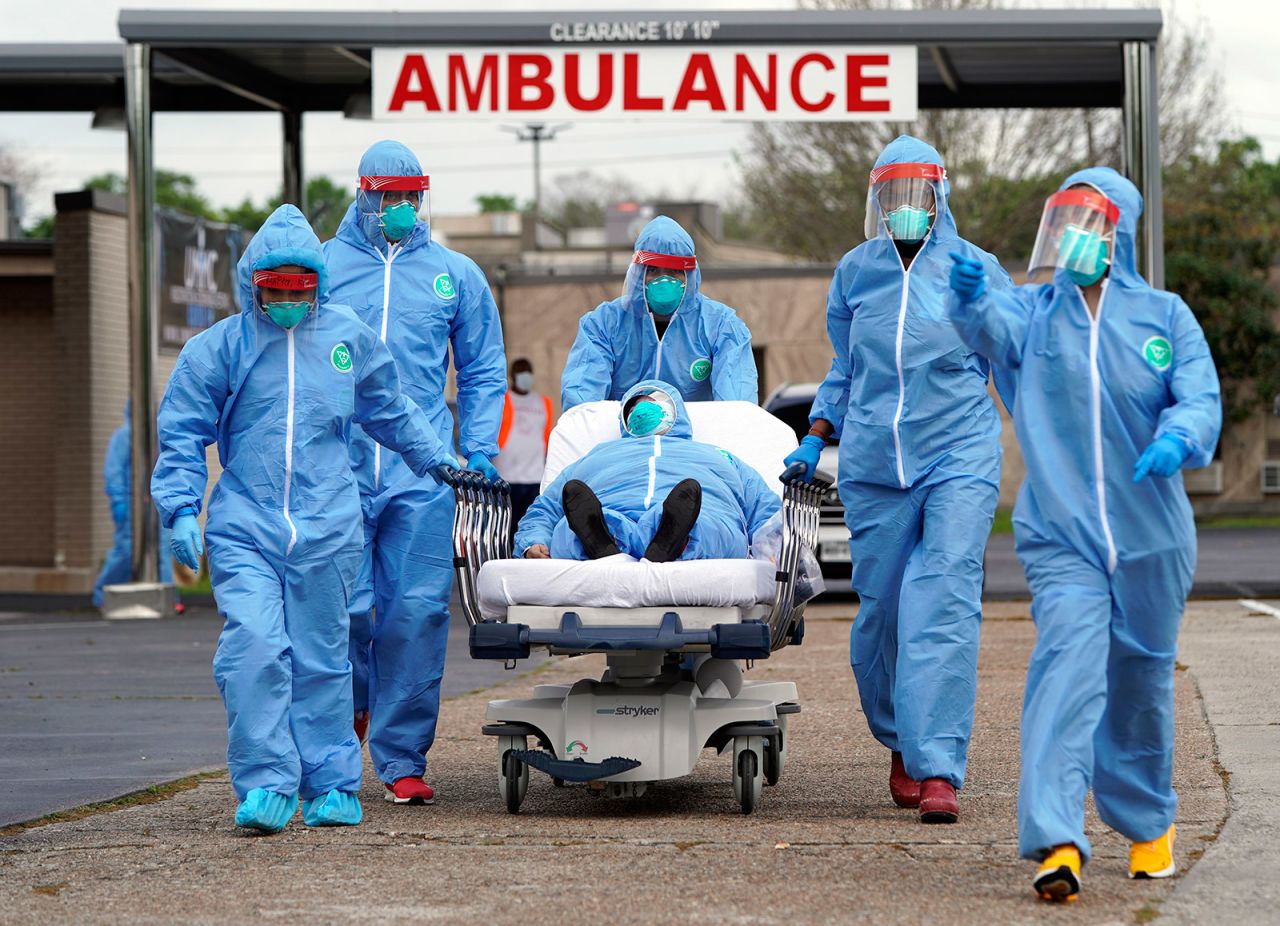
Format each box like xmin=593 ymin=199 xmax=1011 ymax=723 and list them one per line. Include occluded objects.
xmin=515 ymin=380 xmax=780 ymax=562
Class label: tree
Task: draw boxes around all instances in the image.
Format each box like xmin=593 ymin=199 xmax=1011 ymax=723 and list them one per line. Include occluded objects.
xmin=205 ymin=176 xmax=351 ymax=238
xmin=737 ymin=0 xmax=1227 ymax=261
xmin=540 ymin=169 xmax=643 ymax=230
xmin=476 ymin=193 xmax=518 ymax=213
xmin=84 ymin=170 xmax=221 ymax=220
xmin=1165 ymin=138 xmax=1280 ymax=425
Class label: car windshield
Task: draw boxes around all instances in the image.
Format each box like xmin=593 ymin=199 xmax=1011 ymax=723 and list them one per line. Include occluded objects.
xmin=769 ymin=401 xmax=839 ymax=447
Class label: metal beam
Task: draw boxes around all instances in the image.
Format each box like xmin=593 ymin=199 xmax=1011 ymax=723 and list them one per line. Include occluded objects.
xmin=283 ymin=110 xmax=305 ymax=212
xmin=158 ymin=47 xmax=293 ymax=111
xmin=1122 ymin=40 xmax=1163 ymax=288
xmin=124 ymin=42 xmax=159 ymax=584
xmin=928 ymin=46 xmax=961 ymax=96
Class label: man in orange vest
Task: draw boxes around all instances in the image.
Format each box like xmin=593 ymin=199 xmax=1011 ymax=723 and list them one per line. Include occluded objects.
xmin=496 ymin=357 xmax=555 ymax=529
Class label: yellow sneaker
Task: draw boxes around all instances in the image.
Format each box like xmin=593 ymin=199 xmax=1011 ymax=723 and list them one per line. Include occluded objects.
xmin=1129 ymin=825 xmax=1176 ymax=879
xmin=1033 ymin=845 xmax=1081 ymax=903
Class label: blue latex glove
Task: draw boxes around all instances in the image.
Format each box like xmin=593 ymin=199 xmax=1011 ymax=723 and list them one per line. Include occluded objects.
xmin=948 ymin=251 xmax=987 ymax=304
xmin=782 ymin=434 xmax=825 ymax=483
xmin=430 ymin=452 xmax=462 ymax=485
xmin=1133 ymin=435 xmax=1189 ymax=482
xmin=111 ymin=500 xmax=129 ymax=524
xmin=467 ymin=452 xmax=500 ymax=483
xmin=171 ymin=508 xmax=203 ymax=571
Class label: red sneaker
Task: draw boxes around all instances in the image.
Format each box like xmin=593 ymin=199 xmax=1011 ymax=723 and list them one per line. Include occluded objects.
xmin=919 ymin=778 xmax=959 ymax=824
xmin=353 ymin=711 xmax=370 ymax=747
xmin=384 ymin=777 xmax=435 ymax=805
xmin=174 ymin=602 xmax=187 ymax=615
xmin=889 ymin=751 xmax=921 ymax=808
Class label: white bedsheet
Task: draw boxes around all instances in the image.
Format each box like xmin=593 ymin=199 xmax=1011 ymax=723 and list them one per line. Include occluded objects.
xmin=477 ymin=554 xmax=776 ymax=621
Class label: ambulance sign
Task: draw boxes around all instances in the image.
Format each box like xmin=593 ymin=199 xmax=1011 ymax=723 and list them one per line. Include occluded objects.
xmin=372 ymin=45 xmax=917 ymax=122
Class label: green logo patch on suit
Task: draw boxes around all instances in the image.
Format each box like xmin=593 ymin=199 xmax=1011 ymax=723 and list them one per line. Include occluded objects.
xmin=690 ymin=357 xmax=711 ymax=382
xmin=1142 ymin=336 xmax=1172 ymax=372
xmin=433 ymin=273 xmax=457 ymax=301
xmin=331 ymin=342 xmax=353 ymax=373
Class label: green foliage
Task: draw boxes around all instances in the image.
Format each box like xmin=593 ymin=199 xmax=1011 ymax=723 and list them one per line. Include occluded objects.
xmin=218 ymin=176 xmax=350 ymax=239
xmin=86 ymin=170 xmax=220 ymax=219
xmin=22 ymin=215 xmax=53 ymax=239
xmin=475 ymin=193 xmax=518 ymax=213
xmin=1165 ymin=138 xmax=1280 ymax=424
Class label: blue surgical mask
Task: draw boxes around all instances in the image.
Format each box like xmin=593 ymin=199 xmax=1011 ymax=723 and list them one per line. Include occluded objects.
xmin=513 ymin=371 xmax=534 ymax=392
xmin=884 ymin=205 xmax=932 ymax=243
xmin=265 ymin=301 xmax=312 ymax=329
xmin=645 ymin=276 xmax=685 ymax=316
xmin=626 ymin=401 xmax=669 ymax=437
xmin=1060 ymin=224 xmax=1109 ymax=287
xmin=380 ymin=200 xmax=418 ymax=241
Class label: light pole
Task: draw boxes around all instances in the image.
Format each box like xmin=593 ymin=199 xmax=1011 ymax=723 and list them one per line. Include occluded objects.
xmin=502 ymin=122 xmax=571 ymax=242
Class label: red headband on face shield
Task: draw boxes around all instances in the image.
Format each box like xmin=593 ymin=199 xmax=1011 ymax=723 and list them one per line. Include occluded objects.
xmin=633 ymin=250 xmax=698 ymax=271
xmin=868 ymin=162 xmax=947 ymax=184
xmin=1045 ymin=188 xmax=1121 ymax=224
xmin=252 ymin=270 xmax=318 ymax=290
xmin=359 ymin=175 xmax=431 ymax=191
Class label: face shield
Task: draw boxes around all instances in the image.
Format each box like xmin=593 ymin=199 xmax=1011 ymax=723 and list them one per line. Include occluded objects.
xmin=622 ymin=386 xmax=678 ymax=437
xmin=864 ymin=162 xmax=945 ymax=243
xmin=252 ymin=269 xmax=318 ymax=329
xmin=358 ymin=175 xmax=431 ymax=243
xmin=1028 ymin=187 xmax=1119 ymax=285
xmin=625 ymin=250 xmax=697 ymax=317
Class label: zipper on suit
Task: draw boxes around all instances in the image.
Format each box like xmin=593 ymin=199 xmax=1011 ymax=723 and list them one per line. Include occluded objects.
xmin=889 ymin=243 xmax=926 ymax=490
xmin=1080 ymin=280 xmax=1118 ymax=573
xmin=372 ymin=242 xmax=400 ymax=487
xmin=644 ymin=435 xmax=662 ymax=508
xmin=283 ymin=327 xmax=298 ymax=556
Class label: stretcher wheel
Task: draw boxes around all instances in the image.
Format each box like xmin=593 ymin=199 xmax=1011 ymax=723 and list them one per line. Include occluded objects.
xmin=764 ymin=717 xmax=789 ymax=786
xmin=497 ymin=734 xmax=528 ymax=814
xmin=732 ymin=736 xmax=763 ymax=815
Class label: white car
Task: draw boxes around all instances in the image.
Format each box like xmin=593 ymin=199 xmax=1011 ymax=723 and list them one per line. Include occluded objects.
xmin=763 ymin=383 xmax=851 ymax=589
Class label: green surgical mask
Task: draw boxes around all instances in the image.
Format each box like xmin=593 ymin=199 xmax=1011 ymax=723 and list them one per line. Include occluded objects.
xmin=380 ymin=201 xmax=417 ymax=241
xmin=626 ymin=401 xmax=669 ymax=437
xmin=885 ymin=205 xmax=932 ymax=243
xmin=645 ymin=276 xmax=685 ymax=316
xmin=265 ymin=301 xmax=312 ymax=329
xmin=1060 ymin=224 xmax=1109 ymax=287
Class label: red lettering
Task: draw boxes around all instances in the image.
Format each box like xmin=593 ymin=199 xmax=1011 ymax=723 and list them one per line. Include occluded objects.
xmin=449 ymin=54 xmax=498 ymax=111
xmin=387 ymin=54 xmax=441 ymax=112
xmin=846 ymin=54 xmax=890 ymax=112
xmin=672 ymin=53 xmax=726 ymax=111
xmin=565 ymin=53 xmax=613 ymax=111
xmin=508 ymin=54 xmax=553 ymax=111
xmin=622 ymin=53 xmax=663 ymax=111
xmin=790 ymin=53 xmax=835 ymax=113
xmin=735 ymin=53 xmax=777 ymax=112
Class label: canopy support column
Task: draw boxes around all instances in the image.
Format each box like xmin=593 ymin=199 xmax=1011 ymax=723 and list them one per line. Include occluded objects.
xmin=125 ymin=42 xmax=160 ymax=585
xmin=283 ymin=109 xmax=305 ymax=213
xmin=1122 ymin=39 xmax=1163 ymax=288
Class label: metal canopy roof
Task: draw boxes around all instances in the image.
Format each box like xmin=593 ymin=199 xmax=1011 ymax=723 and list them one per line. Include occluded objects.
xmin=0 ymin=8 xmax=1163 ymax=114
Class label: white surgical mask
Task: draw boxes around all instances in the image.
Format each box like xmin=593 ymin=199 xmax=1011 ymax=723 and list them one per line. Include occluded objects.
xmin=514 ymin=371 xmax=534 ymax=392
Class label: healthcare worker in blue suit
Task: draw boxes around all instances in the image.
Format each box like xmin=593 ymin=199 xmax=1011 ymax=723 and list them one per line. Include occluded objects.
xmin=782 ymin=135 xmax=1013 ymax=824
xmin=561 ymin=216 xmax=757 ymax=410
xmin=947 ymin=167 xmax=1221 ymax=902
xmin=324 ymin=140 xmax=507 ymax=806
xmin=517 ymin=380 xmax=779 ymax=562
xmin=92 ymin=402 xmax=178 ymax=610
xmin=152 ymin=205 xmax=454 ymax=834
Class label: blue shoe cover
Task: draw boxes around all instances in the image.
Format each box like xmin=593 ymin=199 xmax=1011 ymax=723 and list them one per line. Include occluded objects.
xmin=234 ymin=788 xmax=298 ymax=833
xmin=301 ymin=789 xmax=363 ymax=827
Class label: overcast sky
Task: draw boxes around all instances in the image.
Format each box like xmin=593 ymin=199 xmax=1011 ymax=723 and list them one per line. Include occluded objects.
xmin=2 ymin=0 xmax=1277 ymax=224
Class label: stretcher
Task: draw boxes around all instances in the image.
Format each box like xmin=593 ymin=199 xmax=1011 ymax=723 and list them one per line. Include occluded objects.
xmin=449 ymin=400 xmax=827 ymax=814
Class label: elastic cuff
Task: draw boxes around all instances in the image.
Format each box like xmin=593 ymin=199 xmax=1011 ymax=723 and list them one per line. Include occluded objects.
xmin=174 ymin=506 xmax=197 ymax=519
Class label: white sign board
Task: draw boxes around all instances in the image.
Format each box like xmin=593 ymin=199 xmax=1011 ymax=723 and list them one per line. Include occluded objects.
xmin=372 ymin=45 xmax=917 ymax=122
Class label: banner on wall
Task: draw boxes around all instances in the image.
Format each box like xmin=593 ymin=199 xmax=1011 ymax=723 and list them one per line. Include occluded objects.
xmin=155 ymin=209 xmax=246 ymax=350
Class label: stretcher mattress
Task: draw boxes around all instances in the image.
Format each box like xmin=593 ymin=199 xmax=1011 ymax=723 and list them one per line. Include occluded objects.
xmin=477 ymin=554 xmax=776 ymax=622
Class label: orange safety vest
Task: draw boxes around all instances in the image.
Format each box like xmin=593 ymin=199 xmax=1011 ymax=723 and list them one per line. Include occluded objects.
xmin=498 ymin=392 xmax=554 ymax=452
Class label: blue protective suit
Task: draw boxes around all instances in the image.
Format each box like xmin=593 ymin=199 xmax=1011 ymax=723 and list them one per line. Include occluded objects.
xmin=948 ymin=167 xmax=1221 ymax=860
xmin=323 ymin=140 xmax=507 ymax=785
xmin=515 ymin=380 xmax=779 ymax=560
xmin=93 ymin=404 xmax=173 ymax=607
xmin=561 ymin=217 xmax=757 ymax=410
xmin=808 ymin=135 xmax=1013 ymax=789
xmin=151 ymin=205 xmax=446 ymax=801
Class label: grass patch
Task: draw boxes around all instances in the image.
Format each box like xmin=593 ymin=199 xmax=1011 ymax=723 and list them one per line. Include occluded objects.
xmin=0 ymin=770 xmax=223 ymax=837
xmin=1134 ymin=903 xmax=1162 ymax=924
xmin=1195 ymin=515 xmax=1280 ymax=530
xmin=32 ymin=882 xmax=68 ymax=897
xmin=674 ymin=840 xmax=706 ymax=852
xmin=990 ymin=509 xmax=1014 ymax=535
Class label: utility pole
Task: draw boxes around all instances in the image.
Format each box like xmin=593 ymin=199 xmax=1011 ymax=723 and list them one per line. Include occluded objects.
xmin=502 ymin=122 xmax=571 ymax=244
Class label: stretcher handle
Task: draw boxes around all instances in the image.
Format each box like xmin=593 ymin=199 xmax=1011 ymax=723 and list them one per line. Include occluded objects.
xmin=779 ymin=461 xmax=808 ymax=484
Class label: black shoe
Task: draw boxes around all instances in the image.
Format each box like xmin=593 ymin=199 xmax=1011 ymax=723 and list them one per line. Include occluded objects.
xmin=643 ymin=479 xmax=702 ymax=563
xmin=562 ymin=480 xmax=620 ymax=560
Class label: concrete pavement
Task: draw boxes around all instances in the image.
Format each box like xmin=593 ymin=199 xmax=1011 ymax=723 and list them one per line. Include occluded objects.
xmin=2 ymin=600 xmax=1259 ymax=925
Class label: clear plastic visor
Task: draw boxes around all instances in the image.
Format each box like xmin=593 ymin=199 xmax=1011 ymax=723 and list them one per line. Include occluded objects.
xmin=622 ymin=387 xmax=678 ymax=437
xmin=251 ymin=269 xmax=317 ymax=311
xmin=357 ymin=176 xmax=431 ymax=232
xmin=1027 ymin=187 xmax=1119 ymax=282
xmin=623 ymin=250 xmax=696 ymax=312
xmin=863 ymin=162 xmax=945 ymax=241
